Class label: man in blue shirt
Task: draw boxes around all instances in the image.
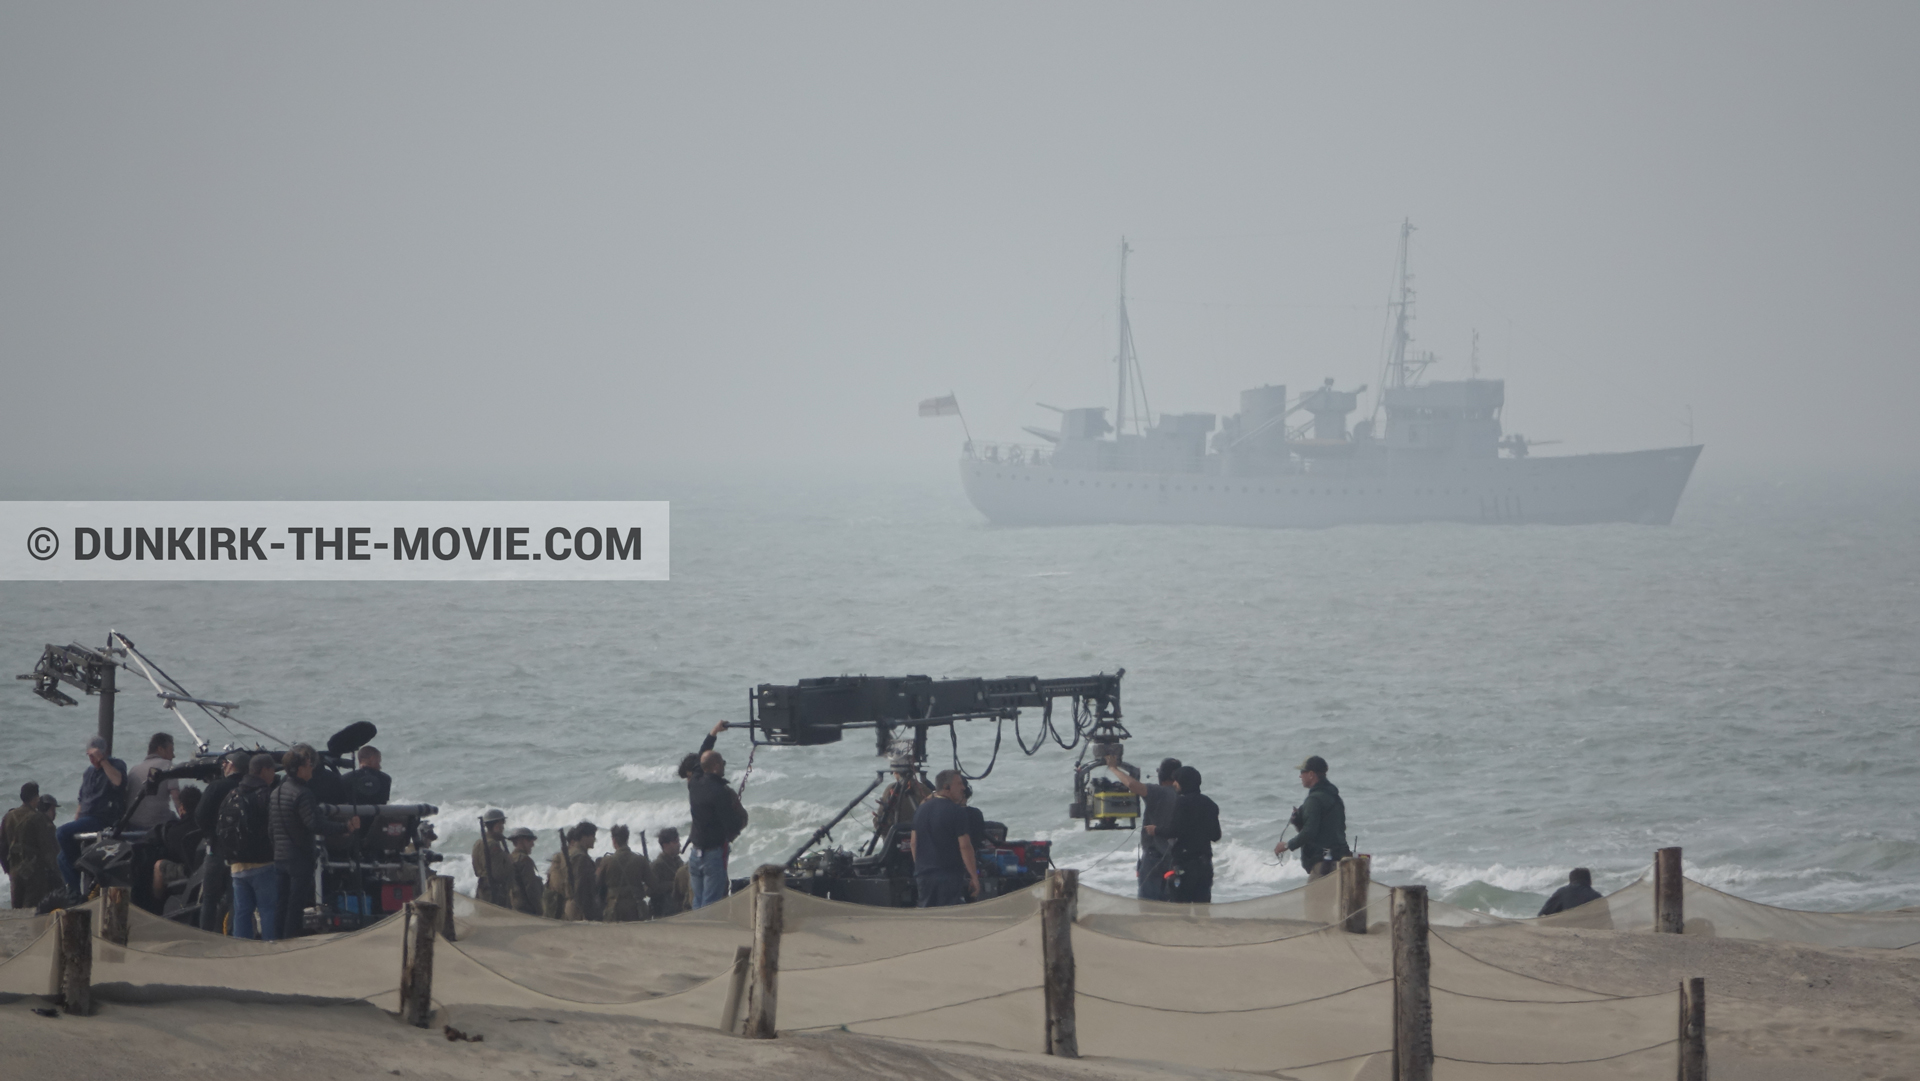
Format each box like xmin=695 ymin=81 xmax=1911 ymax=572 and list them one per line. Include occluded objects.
xmin=57 ymin=736 xmax=126 ymax=891
xmin=909 ymin=770 xmax=979 ymax=907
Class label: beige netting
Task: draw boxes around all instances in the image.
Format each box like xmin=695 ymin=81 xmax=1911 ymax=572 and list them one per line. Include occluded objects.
xmin=1675 ymin=880 xmax=1920 ymax=947
xmin=13 ymin=867 xmax=1914 ymax=1078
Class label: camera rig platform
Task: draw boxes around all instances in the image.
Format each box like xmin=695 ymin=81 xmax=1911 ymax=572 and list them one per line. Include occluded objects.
xmin=742 ymin=669 xmax=1138 ymax=907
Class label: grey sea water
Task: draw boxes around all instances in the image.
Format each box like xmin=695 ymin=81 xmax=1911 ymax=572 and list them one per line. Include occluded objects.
xmin=3 ymin=467 xmax=1916 ymax=916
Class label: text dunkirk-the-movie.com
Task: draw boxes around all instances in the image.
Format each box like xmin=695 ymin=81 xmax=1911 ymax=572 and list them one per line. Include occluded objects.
xmin=2 ymin=502 xmax=668 ymax=581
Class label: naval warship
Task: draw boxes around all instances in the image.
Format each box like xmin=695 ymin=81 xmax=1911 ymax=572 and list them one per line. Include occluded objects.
xmin=957 ymin=224 xmax=1701 ymax=528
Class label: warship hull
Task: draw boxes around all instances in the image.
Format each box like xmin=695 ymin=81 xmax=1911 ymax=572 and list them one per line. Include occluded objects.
xmin=961 ymin=444 xmax=1703 ymax=528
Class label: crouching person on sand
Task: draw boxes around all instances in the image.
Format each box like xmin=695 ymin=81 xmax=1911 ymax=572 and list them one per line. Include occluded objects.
xmin=1539 ymin=868 xmax=1604 ymax=917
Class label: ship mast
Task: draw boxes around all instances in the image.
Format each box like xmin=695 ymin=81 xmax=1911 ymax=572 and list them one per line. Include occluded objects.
xmin=1114 ymin=238 xmax=1150 ymax=438
xmin=1370 ymin=218 xmax=1434 ymax=427
xmin=1387 ymin=219 xmax=1415 ymax=389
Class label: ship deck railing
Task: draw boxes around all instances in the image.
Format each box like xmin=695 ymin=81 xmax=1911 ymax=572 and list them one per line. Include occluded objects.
xmin=964 ymin=441 xmax=1053 ymax=467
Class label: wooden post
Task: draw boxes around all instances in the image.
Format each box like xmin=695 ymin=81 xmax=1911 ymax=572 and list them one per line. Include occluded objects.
xmin=720 ymin=944 xmax=752 ymax=1034
xmin=743 ymin=864 xmax=784 ymax=1039
xmin=399 ymin=899 xmax=439 ymax=1028
xmin=1338 ymin=855 xmax=1371 ymax=934
xmin=1391 ymin=886 xmax=1432 ymax=1081
xmin=102 ymin=886 xmax=131 ymax=945
xmin=1678 ymin=977 xmax=1706 ymax=1081
xmin=53 ymin=908 xmax=94 ymax=1016
xmin=1655 ymin=847 xmax=1685 ymax=934
xmin=430 ymin=874 xmax=457 ymax=942
xmin=1042 ymin=868 xmax=1079 ymax=1058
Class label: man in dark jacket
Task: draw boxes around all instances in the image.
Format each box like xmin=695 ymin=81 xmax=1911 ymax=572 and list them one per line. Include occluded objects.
xmin=270 ymin=744 xmax=359 ymax=936
xmin=57 ymin=737 xmax=127 ymax=892
xmin=1538 ymin=868 xmax=1604 ymax=916
xmin=686 ymin=721 xmax=747 ymax=909
xmin=342 ymin=746 xmax=392 ymax=805
xmin=194 ymin=750 xmax=251 ymax=931
xmin=1105 ymin=753 xmax=1182 ymax=901
xmin=1277 ymin=755 xmax=1350 ymax=879
xmin=226 ymin=755 xmax=281 ymax=939
xmin=1153 ymin=765 xmax=1221 ymax=903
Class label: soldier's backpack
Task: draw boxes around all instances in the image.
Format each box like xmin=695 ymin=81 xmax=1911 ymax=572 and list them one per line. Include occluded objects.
xmin=216 ymin=784 xmax=273 ymax=864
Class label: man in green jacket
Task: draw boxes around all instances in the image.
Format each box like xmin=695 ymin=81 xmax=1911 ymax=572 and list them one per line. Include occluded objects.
xmin=1275 ymin=755 xmax=1350 ymax=879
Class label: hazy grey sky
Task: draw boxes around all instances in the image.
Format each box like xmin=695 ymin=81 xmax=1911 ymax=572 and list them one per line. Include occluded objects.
xmin=4 ymin=4 xmax=1915 ymax=495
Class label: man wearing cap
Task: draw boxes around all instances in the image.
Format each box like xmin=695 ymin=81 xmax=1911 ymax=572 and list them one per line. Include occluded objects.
xmin=505 ymin=826 xmax=544 ymax=915
xmin=57 ymin=736 xmax=127 ymax=892
xmin=597 ymin=824 xmax=651 ymax=922
xmin=193 ymin=750 xmax=253 ymax=931
xmin=472 ymin=810 xmax=512 ymax=908
xmin=1276 ymin=756 xmax=1350 ymax=879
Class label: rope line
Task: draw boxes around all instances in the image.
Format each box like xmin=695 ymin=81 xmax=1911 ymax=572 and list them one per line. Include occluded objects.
xmin=1431 ymin=984 xmax=1676 ymax=1005
xmin=1435 ymin=1038 xmax=1678 ymax=1066
xmin=444 ymin=937 xmax=739 ymax=1006
xmin=1077 ymin=977 xmax=1390 ymax=1014
xmin=1254 ymin=1048 xmax=1394 ymax=1073
xmin=1430 ymin=928 xmax=1667 ymax=999
xmin=1076 ymin=895 xmax=1383 ymax=948
xmin=786 ymin=983 xmax=1041 ymax=1030
xmin=779 ymin=925 xmax=1038 ymax=972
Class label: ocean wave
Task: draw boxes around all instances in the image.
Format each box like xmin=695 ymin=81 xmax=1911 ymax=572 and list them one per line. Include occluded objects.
xmin=614 ymin=762 xmax=787 ymax=785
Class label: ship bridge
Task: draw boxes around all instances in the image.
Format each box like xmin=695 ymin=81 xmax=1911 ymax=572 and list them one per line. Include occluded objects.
xmin=1382 ymin=379 xmax=1504 ymax=458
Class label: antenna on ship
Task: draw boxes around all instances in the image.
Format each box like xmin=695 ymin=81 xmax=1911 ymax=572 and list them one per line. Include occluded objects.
xmin=1368 ymin=218 xmax=1436 ymax=428
xmin=1114 ymin=237 xmax=1151 ymax=438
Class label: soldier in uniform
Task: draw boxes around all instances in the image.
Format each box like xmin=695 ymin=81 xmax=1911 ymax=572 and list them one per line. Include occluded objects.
xmin=505 ymin=826 xmax=544 ymax=916
xmin=470 ymin=809 xmax=512 ymax=908
xmin=3 ymin=782 xmax=61 ymax=910
xmin=560 ymin=820 xmax=603 ymax=922
xmin=542 ymin=827 xmax=571 ymax=919
xmin=647 ymin=826 xmax=691 ymax=918
xmin=596 ymin=824 xmax=651 ymax=922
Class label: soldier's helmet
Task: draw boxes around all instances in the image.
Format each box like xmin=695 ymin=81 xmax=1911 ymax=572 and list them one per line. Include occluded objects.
xmin=481 ymin=808 xmax=507 ymax=824
xmin=507 ymin=826 xmax=535 ymax=841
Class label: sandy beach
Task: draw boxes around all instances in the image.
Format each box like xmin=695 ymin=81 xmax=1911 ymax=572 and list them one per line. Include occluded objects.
xmin=4 ymin=906 xmax=1915 ymax=1080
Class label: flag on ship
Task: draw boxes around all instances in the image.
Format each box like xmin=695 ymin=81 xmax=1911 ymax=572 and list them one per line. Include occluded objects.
xmin=918 ymin=394 xmax=961 ymax=417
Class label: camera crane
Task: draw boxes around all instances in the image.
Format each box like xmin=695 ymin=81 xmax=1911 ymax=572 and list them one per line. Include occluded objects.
xmin=742 ymin=669 xmax=1140 ymax=905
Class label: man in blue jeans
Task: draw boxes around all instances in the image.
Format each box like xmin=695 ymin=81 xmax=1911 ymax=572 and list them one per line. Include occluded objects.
xmin=225 ymin=755 xmax=280 ymax=939
xmin=686 ymin=721 xmax=747 ymax=908
xmin=56 ymin=737 xmax=126 ymax=892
